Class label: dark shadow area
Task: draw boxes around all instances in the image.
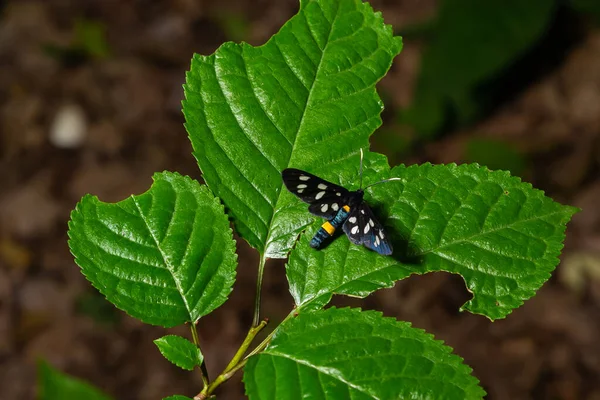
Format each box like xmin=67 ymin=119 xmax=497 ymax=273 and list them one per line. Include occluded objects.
xmin=414 ymin=3 xmax=586 ymax=140
xmin=472 ymin=4 xmax=584 ymax=130
xmin=368 ymin=200 xmax=424 ymax=266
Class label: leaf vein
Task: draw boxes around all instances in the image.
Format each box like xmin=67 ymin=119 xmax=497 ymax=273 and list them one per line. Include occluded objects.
xmin=264 ymin=352 xmax=377 ymax=399
xmin=263 ymin=1 xmax=342 ymax=254
xmin=131 ymin=197 xmax=194 ymax=321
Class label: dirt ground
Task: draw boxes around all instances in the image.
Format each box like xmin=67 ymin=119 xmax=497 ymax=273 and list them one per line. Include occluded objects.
xmin=1 ymin=1 xmax=599 ymax=399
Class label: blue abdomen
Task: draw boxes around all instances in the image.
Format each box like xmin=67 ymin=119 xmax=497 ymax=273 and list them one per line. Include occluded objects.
xmin=310 ymin=207 xmax=351 ymax=249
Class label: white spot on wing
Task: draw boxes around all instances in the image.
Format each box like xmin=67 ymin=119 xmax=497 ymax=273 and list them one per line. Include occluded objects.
xmin=369 ymin=219 xmax=374 ymax=227
xmin=364 ymin=224 xmax=370 ymax=234
xmin=318 ymin=183 xmax=327 ymax=190
xmin=299 ymin=176 xmax=310 ymax=181
xmin=331 ymin=203 xmax=339 ymax=211
xmin=315 ymin=191 xmax=325 ymax=200
xmin=336 ymin=192 xmax=341 ymax=197
xmin=351 ymin=226 xmax=359 ymax=234
xmin=375 ymin=236 xmax=380 ymax=246
xmin=360 ymin=209 xmax=365 ymax=214
xmin=321 ymin=204 xmax=328 ymax=212
xmin=298 ymin=189 xmax=304 ymax=193
xmin=349 ymin=217 xmax=357 ymax=223
xmin=297 ymin=184 xmax=307 ymax=189
xmin=379 ymin=231 xmax=384 ymax=239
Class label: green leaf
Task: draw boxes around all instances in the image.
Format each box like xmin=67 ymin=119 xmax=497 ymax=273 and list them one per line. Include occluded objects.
xmin=38 ymin=360 xmax=112 ymax=400
xmin=244 ymin=307 xmax=485 ymax=399
xmin=154 ymin=335 xmax=204 ymax=371
xmin=571 ymin=0 xmax=600 ymax=25
xmin=214 ymin=11 xmax=250 ymax=42
xmin=75 ymin=291 xmax=120 ymax=326
xmin=73 ymin=19 xmax=110 ymax=59
xmin=183 ymin=0 xmax=402 ymax=258
xmin=403 ymin=0 xmax=556 ymax=136
xmin=287 ymin=163 xmax=578 ymax=319
xmin=68 ymin=171 xmax=237 ymax=327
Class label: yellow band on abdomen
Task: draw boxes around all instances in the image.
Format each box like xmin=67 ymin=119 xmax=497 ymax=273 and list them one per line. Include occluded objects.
xmin=322 ymin=221 xmax=335 ymax=235
xmin=343 ymin=205 xmax=350 ymax=212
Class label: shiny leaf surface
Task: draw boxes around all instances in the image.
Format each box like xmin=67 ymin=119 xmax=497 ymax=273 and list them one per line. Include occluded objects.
xmin=184 ymin=0 xmax=402 ymax=257
xmin=244 ymin=308 xmax=485 ymax=399
xmin=287 ymin=164 xmax=578 ymax=319
xmin=68 ymin=172 xmax=237 ymax=327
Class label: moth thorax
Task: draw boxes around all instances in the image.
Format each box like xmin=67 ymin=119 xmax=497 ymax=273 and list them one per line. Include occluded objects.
xmin=347 ymin=190 xmax=364 ymax=208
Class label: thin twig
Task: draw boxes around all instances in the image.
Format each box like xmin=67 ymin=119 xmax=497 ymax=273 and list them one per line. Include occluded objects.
xmin=252 ymin=255 xmax=267 ymax=327
xmin=190 ymin=323 xmax=209 ymax=390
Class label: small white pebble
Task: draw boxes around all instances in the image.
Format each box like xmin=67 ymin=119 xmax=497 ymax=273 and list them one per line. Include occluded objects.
xmin=49 ymin=104 xmax=87 ymax=149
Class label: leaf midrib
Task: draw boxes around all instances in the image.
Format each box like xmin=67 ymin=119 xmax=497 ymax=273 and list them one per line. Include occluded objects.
xmin=263 ymin=349 xmax=471 ymax=398
xmin=262 ymin=351 xmax=378 ymax=399
xmin=131 ymin=197 xmax=194 ymax=321
xmin=263 ymin=2 xmax=342 ymax=256
xmin=415 ymin=210 xmax=566 ymax=257
xmin=297 ymin=210 xmax=567 ymax=309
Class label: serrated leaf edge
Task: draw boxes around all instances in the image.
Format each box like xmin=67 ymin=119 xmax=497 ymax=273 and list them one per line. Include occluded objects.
xmin=154 ymin=334 xmax=203 ymax=371
xmin=259 ymin=307 xmax=485 ymax=399
xmin=68 ymin=171 xmax=238 ymax=326
xmin=184 ymin=0 xmax=402 ymax=258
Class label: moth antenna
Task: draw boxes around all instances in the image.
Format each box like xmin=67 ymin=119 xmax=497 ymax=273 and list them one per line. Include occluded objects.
xmin=359 ymin=148 xmax=364 ymax=189
xmin=363 ymin=177 xmax=402 ymax=190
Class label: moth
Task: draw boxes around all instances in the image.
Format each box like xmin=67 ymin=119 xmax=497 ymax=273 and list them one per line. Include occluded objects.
xmin=282 ymin=150 xmax=400 ymax=255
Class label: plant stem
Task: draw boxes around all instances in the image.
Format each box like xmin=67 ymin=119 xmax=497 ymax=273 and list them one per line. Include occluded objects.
xmin=245 ymin=310 xmax=295 ymax=360
xmin=190 ymin=321 xmax=200 ymax=345
xmin=252 ymin=255 xmax=267 ymax=327
xmin=190 ymin=323 xmax=209 ymax=389
xmin=216 ymin=358 xmax=248 ymax=386
xmin=195 ymin=270 xmax=295 ymax=398
xmin=223 ymin=319 xmax=267 ymax=374
xmin=197 ymin=320 xmax=267 ymax=397
xmin=205 ymin=358 xmax=248 ymax=396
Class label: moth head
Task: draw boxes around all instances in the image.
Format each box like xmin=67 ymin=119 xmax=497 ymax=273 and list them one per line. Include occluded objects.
xmin=358 ymin=148 xmax=402 ymax=191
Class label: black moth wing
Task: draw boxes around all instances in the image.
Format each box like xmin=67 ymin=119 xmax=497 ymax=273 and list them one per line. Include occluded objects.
xmin=282 ymin=168 xmax=350 ymax=219
xmin=342 ymin=203 xmax=393 ymax=255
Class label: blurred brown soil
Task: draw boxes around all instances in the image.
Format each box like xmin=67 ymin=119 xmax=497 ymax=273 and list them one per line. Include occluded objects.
xmin=1 ymin=1 xmax=599 ymax=399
